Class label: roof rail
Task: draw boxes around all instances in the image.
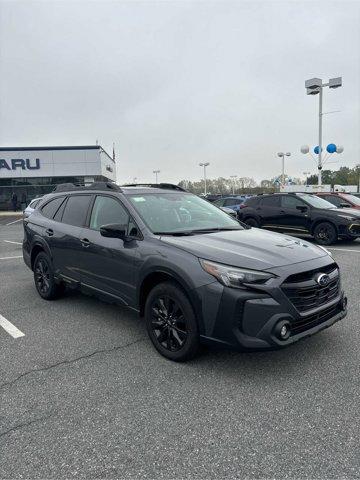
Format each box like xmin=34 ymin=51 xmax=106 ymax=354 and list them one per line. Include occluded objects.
xmin=52 ymin=182 xmax=122 ymax=193
xmin=122 ymin=183 xmax=186 ymax=192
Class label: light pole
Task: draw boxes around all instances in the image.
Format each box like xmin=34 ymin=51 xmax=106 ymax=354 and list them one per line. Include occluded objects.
xmin=303 ymin=171 xmax=311 ymax=185
xmin=277 ymin=152 xmax=291 ymax=185
xmin=305 ymin=77 xmax=342 ymax=186
xmin=230 ymin=175 xmax=237 ymax=195
xmin=199 ymin=162 xmax=210 ymax=195
xmin=153 ymin=169 xmax=160 ymax=184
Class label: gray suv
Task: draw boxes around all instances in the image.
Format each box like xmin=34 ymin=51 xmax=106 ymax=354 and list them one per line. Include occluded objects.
xmin=23 ymin=182 xmax=347 ymax=361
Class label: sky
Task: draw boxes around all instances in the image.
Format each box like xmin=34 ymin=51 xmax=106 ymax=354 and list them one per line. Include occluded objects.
xmin=0 ymin=0 xmax=359 ymax=185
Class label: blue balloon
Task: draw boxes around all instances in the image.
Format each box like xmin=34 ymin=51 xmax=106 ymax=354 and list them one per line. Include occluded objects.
xmin=327 ymin=143 xmax=337 ymax=153
xmin=314 ymin=146 xmax=322 ymax=154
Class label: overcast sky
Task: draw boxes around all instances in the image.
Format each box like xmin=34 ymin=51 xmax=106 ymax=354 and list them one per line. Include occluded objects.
xmin=0 ymin=0 xmax=359 ymax=185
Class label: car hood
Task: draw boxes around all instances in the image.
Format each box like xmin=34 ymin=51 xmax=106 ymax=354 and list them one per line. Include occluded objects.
xmin=160 ymin=228 xmax=328 ymax=270
xmin=328 ymin=207 xmax=360 ymax=218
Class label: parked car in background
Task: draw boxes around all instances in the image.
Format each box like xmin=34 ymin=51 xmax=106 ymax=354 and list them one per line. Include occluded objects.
xmin=238 ymin=193 xmax=360 ymax=245
xmin=213 ymin=196 xmax=245 ymax=212
xmin=23 ymin=183 xmax=347 ymax=361
xmin=23 ymin=197 xmax=44 ymax=218
xmin=220 ymin=206 xmax=237 ymax=218
xmin=316 ymin=192 xmax=360 ymax=210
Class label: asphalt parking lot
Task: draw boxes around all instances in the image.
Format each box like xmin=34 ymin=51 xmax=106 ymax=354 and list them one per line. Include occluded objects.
xmin=0 ymin=220 xmax=359 ymax=479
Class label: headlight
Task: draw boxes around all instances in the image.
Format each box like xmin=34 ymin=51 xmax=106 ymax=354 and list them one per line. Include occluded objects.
xmin=199 ymin=259 xmax=276 ymax=288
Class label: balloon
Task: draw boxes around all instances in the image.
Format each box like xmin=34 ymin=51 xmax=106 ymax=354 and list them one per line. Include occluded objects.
xmin=314 ymin=146 xmax=322 ymax=154
xmin=301 ymin=145 xmax=309 ymax=154
xmin=336 ymin=145 xmax=344 ymax=153
xmin=326 ymin=143 xmax=337 ymax=153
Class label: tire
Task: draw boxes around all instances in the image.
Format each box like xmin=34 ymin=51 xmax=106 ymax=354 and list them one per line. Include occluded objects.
xmin=145 ymin=281 xmax=199 ymax=362
xmin=244 ymin=217 xmax=260 ymax=228
xmin=33 ymin=252 xmax=64 ymax=300
xmin=313 ymin=222 xmax=338 ymax=245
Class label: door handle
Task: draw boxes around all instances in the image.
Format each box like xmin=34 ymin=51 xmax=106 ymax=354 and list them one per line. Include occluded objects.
xmin=45 ymin=228 xmax=54 ymax=237
xmin=80 ymin=238 xmax=90 ymax=247
xmin=279 ymin=210 xmax=285 ymax=214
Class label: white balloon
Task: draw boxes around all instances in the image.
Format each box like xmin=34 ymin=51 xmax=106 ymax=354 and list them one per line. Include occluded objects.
xmin=336 ymin=145 xmax=344 ymax=153
xmin=301 ymin=145 xmax=309 ymax=154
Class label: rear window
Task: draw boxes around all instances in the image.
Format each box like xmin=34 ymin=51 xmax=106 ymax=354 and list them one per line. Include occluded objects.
xmin=41 ymin=197 xmax=66 ymax=219
xmin=61 ymin=195 xmax=92 ymax=227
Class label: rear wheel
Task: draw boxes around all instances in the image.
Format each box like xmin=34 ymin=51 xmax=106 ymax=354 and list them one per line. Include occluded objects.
xmin=244 ymin=217 xmax=260 ymax=228
xmin=145 ymin=282 xmax=199 ymax=362
xmin=313 ymin=222 xmax=338 ymax=245
xmin=34 ymin=252 xmax=64 ymax=300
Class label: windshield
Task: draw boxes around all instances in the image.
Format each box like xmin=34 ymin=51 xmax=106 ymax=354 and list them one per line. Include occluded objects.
xmin=301 ymin=194 xmax=335 ymax=209
xmin=128 ymin=192 xmax=243 ymax=234
xmin=342 ymin=194 xmax=360 ymax=206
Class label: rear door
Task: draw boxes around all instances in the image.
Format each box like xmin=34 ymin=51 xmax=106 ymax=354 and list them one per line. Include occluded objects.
xmin=78 ymin=194 xmax=140 ymax=306
xmin=258 ymin=196 xmax=281 ymax=227
xmin=51 ymin=194 xmax=93 ymax=282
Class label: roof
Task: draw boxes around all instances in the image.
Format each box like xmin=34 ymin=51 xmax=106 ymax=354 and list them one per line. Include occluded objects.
xmin=0 ymin=145 xmax=115 ymax=163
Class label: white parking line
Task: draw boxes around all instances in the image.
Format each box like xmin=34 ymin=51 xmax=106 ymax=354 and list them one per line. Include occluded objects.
xmin=5 ymin=218 xmax=23 ymax=226
xmin=0 ymin=256 xmax=23 ymax=260
xmin=3 ymin=240 xmax=22 ymax=245
xmin=328 ymin=247 xmax=360 ymax=253
xmin=0 ymin=314 xmax=25 ymax=338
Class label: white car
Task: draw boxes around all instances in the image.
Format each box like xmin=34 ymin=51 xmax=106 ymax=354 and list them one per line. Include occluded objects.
xmin=23 ymin=197 xmax=44 ymax=218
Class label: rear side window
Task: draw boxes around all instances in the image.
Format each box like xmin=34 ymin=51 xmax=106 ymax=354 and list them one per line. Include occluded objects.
xmin=261 ymin=196 xmax=280 ymax=207
xmin=62 ymin=195 xmax=92 ymax=227
xmin=41 ymin=197 xmax=65 ymax=219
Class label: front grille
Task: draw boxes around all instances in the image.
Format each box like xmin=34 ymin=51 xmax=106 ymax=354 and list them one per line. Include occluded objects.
xmin=290 ymin=303 xmax=342 ymax=335
xmin=281 ymin=264 xmax=340 ymax=313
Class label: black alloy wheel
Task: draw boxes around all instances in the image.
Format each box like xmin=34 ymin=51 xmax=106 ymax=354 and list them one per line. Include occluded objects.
xmin=313 ymin=222 xmax=338 ymax=246
xmin=33 ymin=252 xmax=64 ymax=300
xmin=151 ymin=296 xmax=188 ymax=352
xmin=145 ymin=282 xmax=199 ymax=361
xmin=245 ymin=217 xmax=260 ymax=228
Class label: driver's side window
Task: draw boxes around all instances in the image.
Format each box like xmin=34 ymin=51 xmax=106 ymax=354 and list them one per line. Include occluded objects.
xmin=90 ymin=195 xmax=129 ymax=231
xmin=281 ymin=196 xmax=306 ymax=209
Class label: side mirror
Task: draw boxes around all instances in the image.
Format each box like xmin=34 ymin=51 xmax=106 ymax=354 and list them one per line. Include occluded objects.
xmin=100 ymin=223 xmax=127 ymax=239
xmin=296 ymin=205 xmax=308 ymax=213
xmin=339 ymin=203 xmax=351 ymax=208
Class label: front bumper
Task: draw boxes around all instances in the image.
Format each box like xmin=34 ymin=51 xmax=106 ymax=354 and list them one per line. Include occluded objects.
xmin=196 ymin=256 xmax=347 ymax=350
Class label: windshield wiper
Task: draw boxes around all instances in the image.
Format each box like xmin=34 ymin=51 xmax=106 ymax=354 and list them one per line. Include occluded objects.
xmin=154 ymin=227 xmax=242 ymax=236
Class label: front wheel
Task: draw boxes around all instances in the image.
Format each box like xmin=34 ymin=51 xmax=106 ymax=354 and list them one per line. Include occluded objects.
xmin=313 ymin=222 xmax=338 ymax=245
xmin=145 ymin=282 xmax=199 ymax=362
xmin=244 ymin=217 xmax=260 ymax=228
xmin=34 ymin=252 xmax=64 ymax=300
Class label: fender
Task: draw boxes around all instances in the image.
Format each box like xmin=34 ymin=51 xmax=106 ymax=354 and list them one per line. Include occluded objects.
xmin=30 ymin=235 xmax=52 ymax=267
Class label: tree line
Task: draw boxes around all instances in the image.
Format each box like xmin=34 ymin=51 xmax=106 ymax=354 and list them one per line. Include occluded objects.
xmin=178 ymin=165 xmax=360 ymax=195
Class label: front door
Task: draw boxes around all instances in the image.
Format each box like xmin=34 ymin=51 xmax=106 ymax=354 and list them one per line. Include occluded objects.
xmin=78 ymin=194 xmax=140 ymax=307
xmin=279 ymin=195 xmax=310 ymax=232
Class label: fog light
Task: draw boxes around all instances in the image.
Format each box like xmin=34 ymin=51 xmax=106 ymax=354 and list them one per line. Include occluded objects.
xmin=280 ymin=325 xmax=289 ymax=338
xmin=274 ymin=321 xmax=291 ymax=340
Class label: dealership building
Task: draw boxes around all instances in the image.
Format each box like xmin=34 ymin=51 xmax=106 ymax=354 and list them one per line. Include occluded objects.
xmin=0 ymin=145 xmax=116 ymax=210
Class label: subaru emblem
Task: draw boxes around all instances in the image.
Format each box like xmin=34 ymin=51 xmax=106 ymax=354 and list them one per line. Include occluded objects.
xmin=316 ymin=273 xmax=330 ymax=287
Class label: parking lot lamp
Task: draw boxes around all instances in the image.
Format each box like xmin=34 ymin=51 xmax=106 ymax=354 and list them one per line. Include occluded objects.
xmin=305 ymin=77 xmax=342 ymax=186
xmin=277 ymin=152 xmax=291 ymax=185
xmin=153 ymin=170 xmax=160 ymax=184
xmin=230 ymin=175 xmax=237 ymax=195
xmin=199 ymin=162 xmax=210 ymax=195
